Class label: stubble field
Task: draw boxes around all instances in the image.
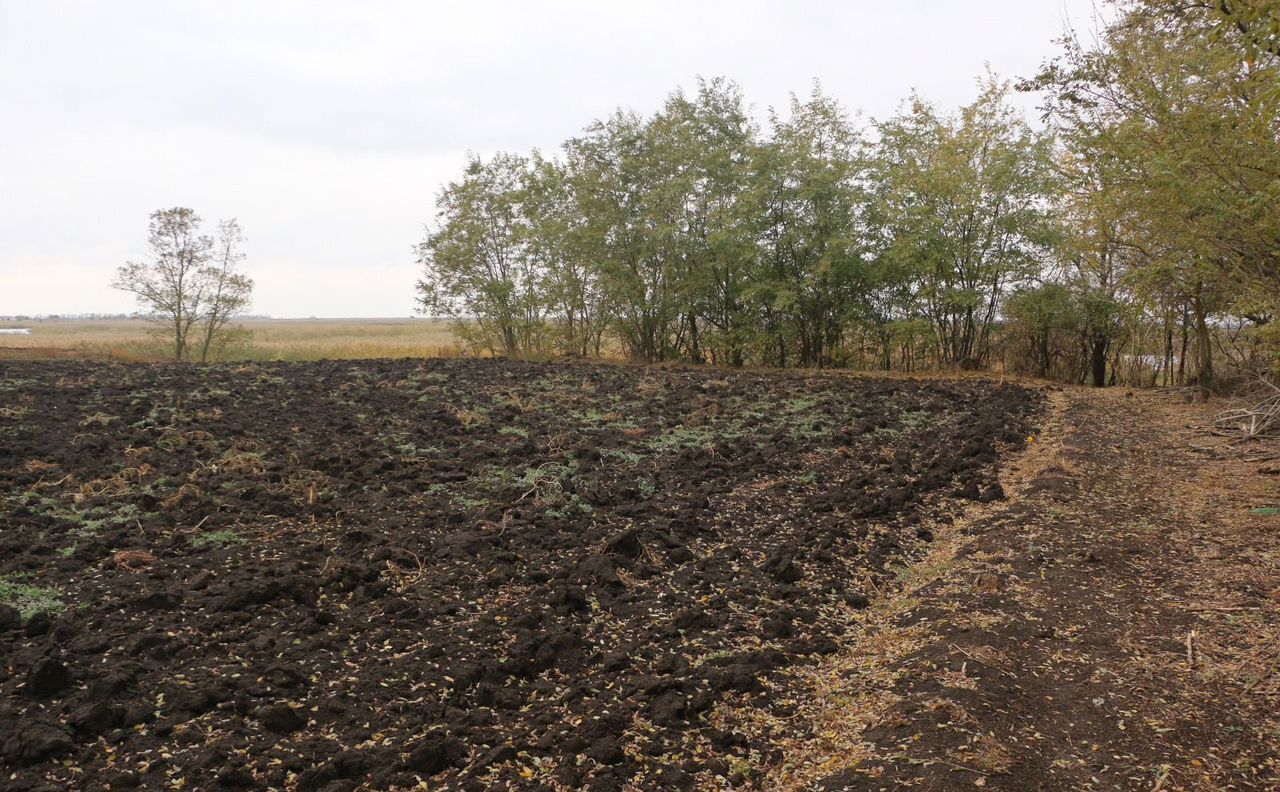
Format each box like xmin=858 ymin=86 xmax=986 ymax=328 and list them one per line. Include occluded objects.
xmin=0 ymin=359 xmax=1037 ymax=790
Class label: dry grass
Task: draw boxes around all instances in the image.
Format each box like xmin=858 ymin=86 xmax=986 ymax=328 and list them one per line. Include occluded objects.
xmin=0 ymin=318 xmax=461 ymax=362
xmin=1141 ymin=395 xmax=1280 ymax=700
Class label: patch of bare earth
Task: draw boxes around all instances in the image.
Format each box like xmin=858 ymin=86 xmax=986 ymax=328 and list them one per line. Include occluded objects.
xmin=725 ymin=386 xmax=1280 ymax=791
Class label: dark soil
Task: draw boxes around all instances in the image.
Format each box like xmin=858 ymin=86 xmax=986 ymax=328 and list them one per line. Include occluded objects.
xmin=0 ymin=359 xmax=1036 ymax=790
xmin=806 ymin=389 xmax=1280 ymax=791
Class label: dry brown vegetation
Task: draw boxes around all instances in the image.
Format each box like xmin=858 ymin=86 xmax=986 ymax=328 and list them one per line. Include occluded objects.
xmin=0 ymin=318 xmax=460 ymax=362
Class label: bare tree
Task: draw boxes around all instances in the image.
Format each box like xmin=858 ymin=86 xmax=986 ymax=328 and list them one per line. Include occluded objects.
xmin=113 ymin=208 xmax=212 ymax=361
xmin=196 ymin=218 xmax=253 ymax=362
xmin=112 ymin=208 xmax=253 ymax=362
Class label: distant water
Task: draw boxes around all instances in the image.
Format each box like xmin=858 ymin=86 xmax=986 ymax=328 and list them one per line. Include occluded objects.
xmin=0 ymin=328 xmax=31 ymax=335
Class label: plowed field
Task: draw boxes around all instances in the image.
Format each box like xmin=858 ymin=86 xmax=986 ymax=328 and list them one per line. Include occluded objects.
xmin=0 ymin=359 xmax=1037 ymax=790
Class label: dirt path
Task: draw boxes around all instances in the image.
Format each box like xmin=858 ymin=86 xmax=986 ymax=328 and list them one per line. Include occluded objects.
xmin=771 ymin=386 xmax=1280 ymax=791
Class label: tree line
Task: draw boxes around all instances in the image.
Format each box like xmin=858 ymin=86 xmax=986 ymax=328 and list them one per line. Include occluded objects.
xmin=418 ymin=0 xmax=1279 ymax=390
xmin=417 ymin=77 xmax=1055 ymax=371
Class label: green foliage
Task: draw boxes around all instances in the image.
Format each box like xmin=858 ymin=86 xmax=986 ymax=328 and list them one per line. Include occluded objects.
xmin=191 ymin=529 xmax=244 ymax=549
xmin=871 ymin=79 xmax=1058 ymax=366
xmin=415 ymin=74 xmax=1062 ymax=373
xmin=417 ymin=153 xmax=547 ymax=357
xmin=417 ymin=32 xmax=1279 ymax=382
xmin=602 ymin=448 xmax=643 ymax=466
xmin=899 ymin=409 xmax=932 ymax=428
xmin=517 ymin=460 xmax=578 ymax=489
xmin=0 ymin=575 xmax=65 ymax=619
xmin=644 ymin=425 xmax=718 ymax=452
xmin=1030 ymin=0 xmax=1280 ymax=386
xmin=546 ymin=494 xmax=593 ymax=518
xmin=1004 ymin=283 xmax=1080 ymax=378
xmin=750 ymin=86 xmax=869 ymax=367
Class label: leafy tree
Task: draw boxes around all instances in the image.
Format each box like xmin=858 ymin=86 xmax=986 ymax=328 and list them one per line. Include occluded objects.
xmin=651 ymin=78 xmax=760 ymax=365
xmin=522 ymin=155 xmax=611 ymax=356
xmin=872 ymin=79 xmax=1057 ymax=367
xmin=413 ymin=76 xmax=1087 ymax=376
xmin=417 ymin=153 xmax=546 ymax=356
xmin=751 ymin=85 xmax=868 ymax=368
xmin=1031 ymin=0 xmax=1280 ymax=388
xmin=564 ymin=110 xmax=686 ymax=362
xmin=1004 ymin=283 xmax=1078 ymax=378
xmin=1053 ymin=145 xmax=1133 ymax=386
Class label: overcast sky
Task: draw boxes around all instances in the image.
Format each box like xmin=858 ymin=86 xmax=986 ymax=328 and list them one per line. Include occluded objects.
xmin=0 ymin=0 xmax=1097 ymax=318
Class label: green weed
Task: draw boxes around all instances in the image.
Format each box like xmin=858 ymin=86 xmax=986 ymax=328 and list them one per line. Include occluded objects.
xmin=645 ymin=426 xmax=716 ymax=452
xmin=517 ymin=460 xmax=579 ymax=489
xmin=900 ymin=409 xmax=932 ymax=428
xmin=603 ymin=449 xmax=643 ymax=465
xmin=546 ymin=494 xmax=593 ymax=518
xmin=191 ymin=529 xmax=244 ymax=549
xmin=0 ymin=575 xmax=65 ymax=619
xmin=783 ymin=396 xmax=818 ymax=412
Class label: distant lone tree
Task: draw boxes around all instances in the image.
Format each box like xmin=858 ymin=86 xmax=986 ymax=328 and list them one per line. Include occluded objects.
xmin=113 ymin=208 xmax=253 ymax=362
xmin=196 ymin=219 xmax=253 ymax=362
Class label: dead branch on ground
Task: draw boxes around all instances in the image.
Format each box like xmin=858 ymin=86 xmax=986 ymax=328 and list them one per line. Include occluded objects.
xmin=1211 ymin=378 xmax=1280 ymax=441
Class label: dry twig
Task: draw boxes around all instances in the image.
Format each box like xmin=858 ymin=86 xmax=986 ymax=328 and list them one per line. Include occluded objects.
xmin=1212 ymin=379 xmax=1280 ymax=441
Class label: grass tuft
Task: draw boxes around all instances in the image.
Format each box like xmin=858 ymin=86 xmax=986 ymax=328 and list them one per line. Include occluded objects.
xmin=191 ymin=529 xmax=244 ymax=549
xmin=0 ymin=575 xmax=66 ymax=619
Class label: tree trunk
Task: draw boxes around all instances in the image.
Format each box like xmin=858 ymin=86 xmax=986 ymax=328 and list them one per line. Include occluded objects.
xmin=174 ymin=314 xmax=184 ymax=362
xmin=1177 ymin=306 xmax=1190 ymax=386
xmin=687 ymin=314 xmax=700 ymax=363
xmin=1193 ymin=279 xmax=1214 ymax=395
xmin=199 ymin=311 xmax=217 ymax=364
xmin=1090 ymin=335 xmax=1108 ymax=387
xmin=1038 ymin=330 xmax=1050 ymax=379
